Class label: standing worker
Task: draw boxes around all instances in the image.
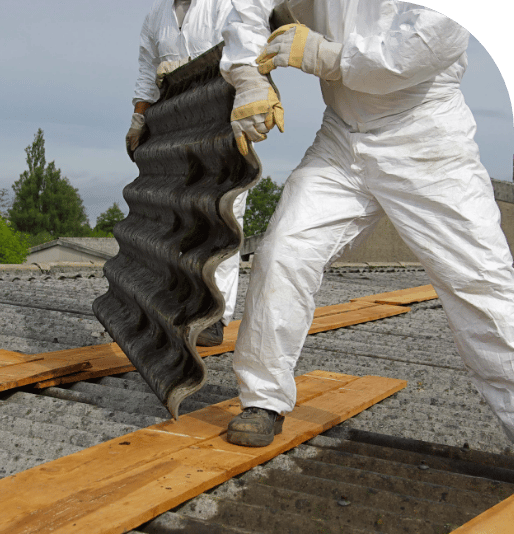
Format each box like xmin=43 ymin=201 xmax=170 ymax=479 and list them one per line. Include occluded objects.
xmin=126 ymin=0 xmax=247 ymax=346
xmin=220 ymin=0 xmax=514 ymax=446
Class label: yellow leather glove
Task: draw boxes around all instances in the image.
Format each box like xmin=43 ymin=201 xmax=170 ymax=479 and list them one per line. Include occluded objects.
xmin=228 ymin=66 xmax=285 ymax=157
xmin=257 ymin=23 xmax=342 ymax=81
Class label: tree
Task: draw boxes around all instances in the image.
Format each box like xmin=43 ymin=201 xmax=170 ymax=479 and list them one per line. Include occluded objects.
xmin=0 ymin=218 xmax=29 ymax=264
xmin=8 ymin=129 xmax=89 ymax=236
xmin=0 ymin=188 xmax=12 ymax=219
xmin=94 ymin=202 xmax=125 ymax=234
xmin=243 ymin=176 xmax=284 ymax=237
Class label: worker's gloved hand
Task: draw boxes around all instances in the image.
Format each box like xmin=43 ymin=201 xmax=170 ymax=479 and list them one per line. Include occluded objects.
xmin=229 ymin=65 xmax=285 ymax=157
xmin=257 ymin=23 xmax=343 ymax=81
xmin=156 ymin=59 xmax=188 ymax=88
xmin=125 ymin=113 xmax=146 ymax=162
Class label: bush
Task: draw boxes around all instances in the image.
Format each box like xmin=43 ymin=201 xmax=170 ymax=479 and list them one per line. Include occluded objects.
xmin=0 ymin=218 xmax=30 ymax=264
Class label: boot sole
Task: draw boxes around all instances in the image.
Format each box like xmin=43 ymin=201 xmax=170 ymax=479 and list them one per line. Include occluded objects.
xmin=227 ymin=416 xmax=284 ymax=447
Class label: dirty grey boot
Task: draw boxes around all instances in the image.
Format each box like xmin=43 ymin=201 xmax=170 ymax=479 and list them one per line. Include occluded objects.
xmin=196 ymin=320 xmax=224 ymax=347
xmin=227 ymin=407 xmax=285 ymax=447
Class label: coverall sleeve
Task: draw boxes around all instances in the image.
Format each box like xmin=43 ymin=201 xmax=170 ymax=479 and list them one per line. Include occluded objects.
xmin=133 ymin=14 xmax=160 ymax=106
xmin=215 ymin=0 xmax=237 ymax=40
xmin=340 ymin=5 xmax=469 ymax=95
xmin=220 ymin=0 xmax=279 ymax=82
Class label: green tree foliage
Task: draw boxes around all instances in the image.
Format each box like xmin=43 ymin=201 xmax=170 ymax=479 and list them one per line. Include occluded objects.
xmin=8 ymin=129 xmax=89 ymax=236
xmin=243 ymin=176 xmax=284 ymax=237
xmin=0 ymin=188 xmax=12 ymax=219
xmin=0 ymin=218 xmax=29 ymax=264
xmin=94 ymin=202 xmax=125 ymax=234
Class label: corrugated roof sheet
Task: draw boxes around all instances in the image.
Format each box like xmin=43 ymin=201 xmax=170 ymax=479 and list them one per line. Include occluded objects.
xmin=1 ymin=265 xmax=513 ymax=532
xmin=93 ymin=44 xmax=260 ymax=419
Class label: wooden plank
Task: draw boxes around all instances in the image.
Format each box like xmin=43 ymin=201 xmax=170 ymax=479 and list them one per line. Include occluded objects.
xmin=197 ymin=302 xmax=400 ymax=357
xmin=450 ymin=493 xmax=514 ymax=533
xmin=34 ymin=355 xmax=136 ymax=388
xmin=309 ymin=304 xmax=410 ymax=333
xmin=311 ymin=301 xmax=377 ymax=318
xmin=0 ymin=349 xmax=43 ymax=366
xmin=11 ymin=291 xmax=415 ymax=391
xmin=351 ymin=284 xmax=438 ymax=305
xmin=0 ymin=356 xmax=43 ymax=369
xmin=0 ymin=371 xmax=406 ymax=534
xmin=30 ymin=343 xmax=127 ymax=362
xmin=0 ymin=359 xmax=91 ymax=392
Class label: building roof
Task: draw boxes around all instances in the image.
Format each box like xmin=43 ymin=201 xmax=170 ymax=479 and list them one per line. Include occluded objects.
xmin=28 ymin=237 xmax=119 ymax=260
xmin=1 ymin=263 xmax=513 ymax=533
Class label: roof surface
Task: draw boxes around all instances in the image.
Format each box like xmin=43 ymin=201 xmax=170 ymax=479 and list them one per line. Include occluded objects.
xmin=1 ymin=263 xmax=513 ymax=532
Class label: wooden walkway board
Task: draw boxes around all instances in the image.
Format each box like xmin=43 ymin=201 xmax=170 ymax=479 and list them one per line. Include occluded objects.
xmin=1 ymin=288 xmax=420 ymax=392
xmin=0 ymin=349 xmax=43 ymax=366
xmin=451 ymin=493 xmax=514 ymax=533
xmin=309 ymin=303 xmax=410 ymax=334
xmin=34 ymin=354 xmax=136 ymax=389
xmin=197 ymin=301 xmax=405 ymax=356
xmin=0 ymin=371 xmax=407 ymax=534
xmin=0 ymin=359 xmax=91 ymax=393
xmin=351 ymin=284 xmax=438 ymax=305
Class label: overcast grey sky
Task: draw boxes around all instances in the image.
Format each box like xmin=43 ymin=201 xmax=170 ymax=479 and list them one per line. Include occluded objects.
xmin=1 ymin=1 xmax=512 ymax=225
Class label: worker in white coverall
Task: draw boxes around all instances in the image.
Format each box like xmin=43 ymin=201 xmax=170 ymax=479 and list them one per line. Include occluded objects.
xmin=126 ymin=0 xmax=248 ymax=346
xmin=220 ymin=0 xmax=514 ymax=447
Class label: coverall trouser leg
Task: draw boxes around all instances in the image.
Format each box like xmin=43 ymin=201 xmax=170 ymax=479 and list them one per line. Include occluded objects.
xmin=233 ymin=101 xmax=514 ymax=441
xmin=215 ymin=191 xmax=248 ymax=325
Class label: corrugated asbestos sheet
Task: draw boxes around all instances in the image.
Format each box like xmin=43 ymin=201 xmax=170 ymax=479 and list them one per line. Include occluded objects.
xmin=93 ymin=44 xmax=260 ymax=419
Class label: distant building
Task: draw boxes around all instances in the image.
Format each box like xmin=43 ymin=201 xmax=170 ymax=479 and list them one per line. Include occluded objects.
xmin=25 ymin=237 xmax=118 ymax=264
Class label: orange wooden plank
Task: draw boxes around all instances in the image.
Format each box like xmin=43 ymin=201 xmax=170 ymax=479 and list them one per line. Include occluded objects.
xmin=18 ymin=290 xmax=416 ymax=389
xmin=34 ymin=355 xmax=136 ymax=388
xmin=197 ymin=302 xmax=403 ymax=356
xmin=0 ymin=372 xmax=406 ymax=534
xmin=351 ymin=284 xmax=438 ymax=306
xmin=451 ymin=494 xmax=514 ymax=533
xmin=31 ymin=342 xmax=126 ymax=362
xmin=0 ymin=344 xmax=127 ymax=391
xmin=295 ymin=372 xmax=359 ymax=404
xmin=0 ymin=349 xmax=43 ymax=367
xmin=0 ymin=359 xmax=91 ymax=392
xmin=311 ymin=301 xmax=377 ymax=318
xmin=309 ymin=303 xmax=410 ymax=334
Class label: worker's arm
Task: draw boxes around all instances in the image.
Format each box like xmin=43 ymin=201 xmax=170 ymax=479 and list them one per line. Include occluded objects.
xmin=340 ymin=5 xmax=469 ymax=95
xmin=222 ymin=2 xmax=468 ymax=96
xmin=126 ymin=15 xmax=159 ymax=161
xmin=220 ymin=0 xmax=279 ymax=80
xmin=220 ymin=1 xmax=284 ymax=156
xmin=133 ymin=14 xmax=160 ymax=106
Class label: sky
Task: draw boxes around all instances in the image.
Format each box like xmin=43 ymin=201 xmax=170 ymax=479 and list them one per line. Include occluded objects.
xmin=1 ymin=0 xmax=513 ymax=226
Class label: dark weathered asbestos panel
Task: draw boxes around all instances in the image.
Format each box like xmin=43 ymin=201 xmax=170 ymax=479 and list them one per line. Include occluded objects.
xmin=93 ymin=44 xmax=260 ymax=418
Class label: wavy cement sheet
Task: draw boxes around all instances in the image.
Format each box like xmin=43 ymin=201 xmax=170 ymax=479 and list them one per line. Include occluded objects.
xmin=93 ymin=44 xmax=261 ymax=419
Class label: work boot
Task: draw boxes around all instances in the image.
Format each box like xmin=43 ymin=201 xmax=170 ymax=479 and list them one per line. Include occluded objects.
xmin=196 ymin=320 xmax=224 ymax=347
xmin=227 ymin=407 xmax=284 ymax=447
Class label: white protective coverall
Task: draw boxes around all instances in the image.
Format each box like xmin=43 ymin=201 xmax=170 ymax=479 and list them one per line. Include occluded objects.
xmin=220 ymin=0 xmax=514 ymax=441
xmin=134 ymin=0 xmax=248 ymax=326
